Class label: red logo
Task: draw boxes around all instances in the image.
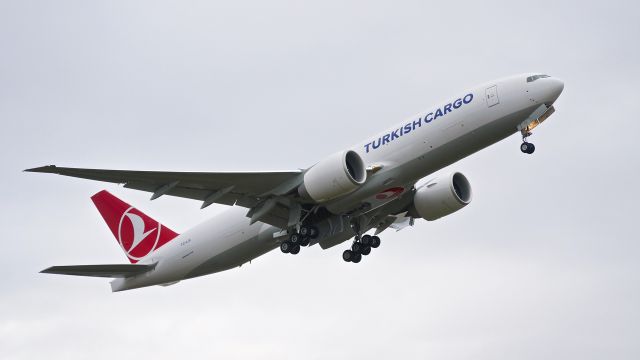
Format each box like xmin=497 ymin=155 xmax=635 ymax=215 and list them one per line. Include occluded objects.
xmin=117 ymin=207 xmax=162 ymax=261
xmin=375 ymin=187 xmax=405 ymax=200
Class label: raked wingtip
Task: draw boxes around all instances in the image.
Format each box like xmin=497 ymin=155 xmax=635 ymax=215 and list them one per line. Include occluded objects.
xmin=24 ymin=165 xmax=57 ymax=173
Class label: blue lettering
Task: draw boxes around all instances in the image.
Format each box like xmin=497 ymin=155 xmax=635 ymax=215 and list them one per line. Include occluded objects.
xmin=434 ymin=108 xmax=443 ymax=120
xmin=425 ymin=112 xmax=434 ymax=123
xmin=366 ymin=93 xmax=473 ymax=152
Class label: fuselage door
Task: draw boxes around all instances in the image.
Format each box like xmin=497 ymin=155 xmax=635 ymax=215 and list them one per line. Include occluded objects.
xmin=485 ymin=85 xmax=499 ymax=107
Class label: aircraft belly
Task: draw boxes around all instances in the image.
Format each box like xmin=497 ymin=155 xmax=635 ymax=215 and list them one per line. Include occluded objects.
xmin=115 ymin=207 xmax=274 ymax=290
xmin=183 ymin=223 xmax=279 ymax=279
xmin=407 ymin=105 xmax=539 ymax=176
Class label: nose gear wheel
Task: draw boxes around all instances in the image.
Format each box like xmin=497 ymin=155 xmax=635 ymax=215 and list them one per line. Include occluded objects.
xmin=520 ymin=142 xmax=535 ymax=154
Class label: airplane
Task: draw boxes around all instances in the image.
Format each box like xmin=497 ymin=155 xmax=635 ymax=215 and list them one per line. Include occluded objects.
xmin=26 ymin=73 xmax=564 ymax=291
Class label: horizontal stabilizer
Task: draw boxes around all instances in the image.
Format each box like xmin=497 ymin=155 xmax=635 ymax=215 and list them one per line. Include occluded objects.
xmin=41 ymin=264 xmax=155 ymax=278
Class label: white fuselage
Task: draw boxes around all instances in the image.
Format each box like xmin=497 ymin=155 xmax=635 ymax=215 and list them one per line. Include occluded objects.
xmin=111 ymin=73 xmax=564 ymax=291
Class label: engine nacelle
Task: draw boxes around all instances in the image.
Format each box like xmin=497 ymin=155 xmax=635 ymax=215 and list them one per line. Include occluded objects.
xmin=412 ymin=172 xmax=472 ymax=221
xmin=298 ymin=150 xmax=367 ymax=202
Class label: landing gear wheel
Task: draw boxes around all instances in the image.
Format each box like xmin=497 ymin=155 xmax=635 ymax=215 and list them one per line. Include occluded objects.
xmin=299 ymin=237 xmax=310 ymax=247
xmin=343 ymin=250 xmax=354 ymax=262
xmin=290 ymin=244 xmax=300 ymax=255
xmin=299 ymin=225 xmax=320 ymax=239
xmin=289 ymin=233 xmax=302 ymax=244
xmin=521 ymin=142 xmax=535 ymax=154
xmin=361 ymin=234 xmax=372 ymax=246
xmin=361 ymin=246 xmax=371 ymax=256
xmin=352 ymin=242 xmax=363 ymax=253
xmin=280 ymin=241 xmax=292 ymax=253
xmin=352 ymin=253 xmax=362 ymax=263
xmin=299 ymin=226 xmax=310 ymax=237
xmin=308 ymin=226 xmax=319 ymax=239
xmin=527 ymin=143 xmax=535 ymax=154
xmin=371 ymin=236 xmax=381 ymax=248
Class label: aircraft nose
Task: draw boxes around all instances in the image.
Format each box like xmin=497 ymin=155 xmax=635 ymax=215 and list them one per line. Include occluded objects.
xmin=546 ymin=78 xmax=564 ymax=103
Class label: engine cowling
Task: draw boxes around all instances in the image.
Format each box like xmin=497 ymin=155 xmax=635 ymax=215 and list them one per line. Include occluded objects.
xmin=412 ymin=172 xmax=472 ymax=221
xmin=298 ymin=150 xmax=367 ymax=202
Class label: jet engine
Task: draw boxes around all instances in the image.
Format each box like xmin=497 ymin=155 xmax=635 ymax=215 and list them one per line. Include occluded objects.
xmin=411 ymin=172 xmax=472 ymax=221
xmin=298 ymin=150 xmax=367 ymax=202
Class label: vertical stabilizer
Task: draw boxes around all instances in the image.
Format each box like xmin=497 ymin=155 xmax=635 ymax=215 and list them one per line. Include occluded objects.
xmin=91 ymin=190 xmax=179 ymax=263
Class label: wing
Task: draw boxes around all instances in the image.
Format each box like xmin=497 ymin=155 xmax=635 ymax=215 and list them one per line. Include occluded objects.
xmin=26 ymin=165 xmax=305 ymax=228
xmin=25 ymin=165 xmax=303 ymax=208
xmin=41 ymin=264 xmax=155 ymax=278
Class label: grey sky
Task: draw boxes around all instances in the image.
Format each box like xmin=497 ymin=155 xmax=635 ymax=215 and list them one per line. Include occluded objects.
xmin=1 ymin=0 xmax=639 ymax=359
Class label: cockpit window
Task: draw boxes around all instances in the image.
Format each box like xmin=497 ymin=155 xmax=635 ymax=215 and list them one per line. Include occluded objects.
xmin=527 ymin=74 xmax=551 ymax=82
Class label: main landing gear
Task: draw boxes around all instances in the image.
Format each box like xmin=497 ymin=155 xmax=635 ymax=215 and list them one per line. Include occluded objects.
xmin=520 ymin=130 xmax=536 ymax=154
xmin=280 ymin=225 xmax=319 ymax=255
xmin=342 ymin=234 xmax=381 ymax=263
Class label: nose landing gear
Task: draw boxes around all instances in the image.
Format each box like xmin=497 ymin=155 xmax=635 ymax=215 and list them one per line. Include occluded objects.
xmin=520 ymin=131 xmax=535 ymax=154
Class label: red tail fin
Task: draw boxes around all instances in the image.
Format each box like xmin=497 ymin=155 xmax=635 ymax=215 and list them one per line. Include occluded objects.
xmin=91 ymin=190 xmax=179 ymax=263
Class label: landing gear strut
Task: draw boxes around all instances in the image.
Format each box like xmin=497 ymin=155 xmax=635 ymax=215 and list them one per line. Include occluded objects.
xmin=280 ymin=225 xmax=318 ymax=255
